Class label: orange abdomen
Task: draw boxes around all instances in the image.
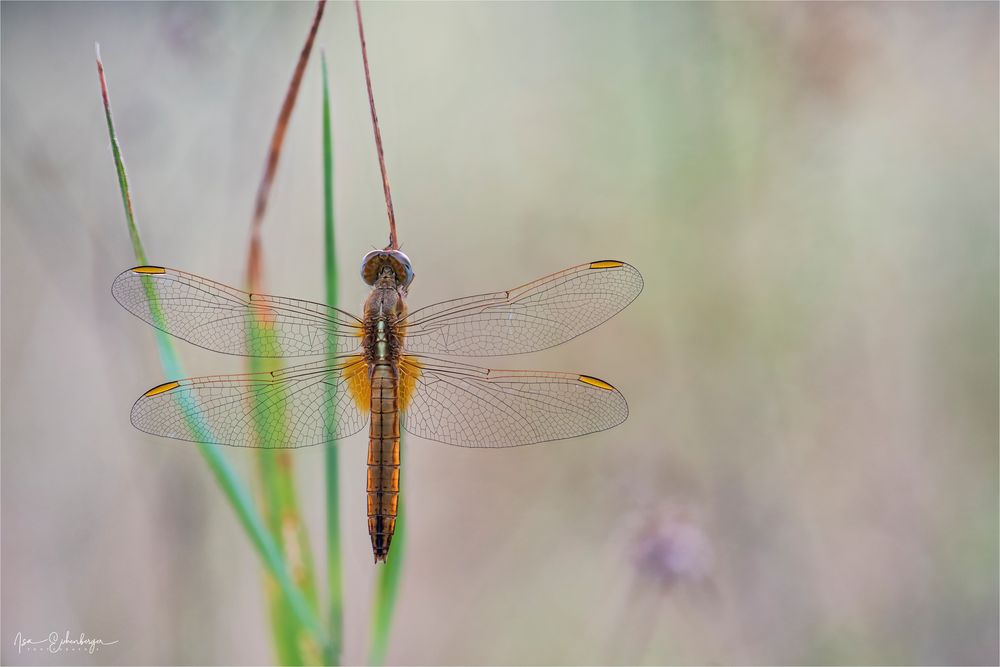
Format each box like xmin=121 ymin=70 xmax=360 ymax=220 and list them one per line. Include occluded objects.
xmin=367 ymin=362 xmax=400 ymax=562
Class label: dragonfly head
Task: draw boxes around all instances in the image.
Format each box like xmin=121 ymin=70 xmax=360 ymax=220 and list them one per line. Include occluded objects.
xmin=361 ymin=249 xmax=414 ymax=289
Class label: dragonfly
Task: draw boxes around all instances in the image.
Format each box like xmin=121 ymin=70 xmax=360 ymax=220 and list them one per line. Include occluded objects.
xmin=113 ymin=253 xmax=642 ymax=562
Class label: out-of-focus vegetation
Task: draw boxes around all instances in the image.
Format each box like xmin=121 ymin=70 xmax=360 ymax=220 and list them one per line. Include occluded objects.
xmin=2 ymin=2 xmax=997 ymax=665
xmin=96 ymin=26 xmax=332 ymax=663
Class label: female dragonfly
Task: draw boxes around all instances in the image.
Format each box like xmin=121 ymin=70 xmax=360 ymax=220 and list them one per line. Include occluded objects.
xmin=113 ymin=252 xmax=642 ymax=562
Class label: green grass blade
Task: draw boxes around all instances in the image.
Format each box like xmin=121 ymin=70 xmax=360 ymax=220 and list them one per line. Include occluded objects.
xmin=251 ymin=351 xmax=319 ymax=664
xmin=258 ymin=452 xmax=305 ymax=665
xmin=368 ymin=471 xmax=405 ymax=666
xmin=321 ymin=52 xmax=345 ymax=667
xmin=96 ymin=44 xmax=327 ymax=651
xmin=247 ymin=319 xmax=299 ymax=664
xmin=238 ymin=5 xmax=328 ymax=662
xmin=247 ymin=316 xmax=321 ymax=665
xmin=256 ymin=446 xmax=321 ymax=665
xmin=97 ymin=46 xmax=146 ymax=266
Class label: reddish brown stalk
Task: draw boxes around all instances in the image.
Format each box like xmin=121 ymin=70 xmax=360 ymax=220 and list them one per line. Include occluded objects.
xmin=246 ymin=0 xmax=327 ymax=289
xmin=354 ymin=0 xmax=398 ymax=250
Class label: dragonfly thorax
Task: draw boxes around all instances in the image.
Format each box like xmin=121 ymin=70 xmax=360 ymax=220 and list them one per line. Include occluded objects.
xmin=362 ymin=276 xmax=407 ymax=366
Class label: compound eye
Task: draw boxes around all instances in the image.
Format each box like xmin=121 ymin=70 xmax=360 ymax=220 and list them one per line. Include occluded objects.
xmin=360 ymin=250 xmax=383 ymax=285
xmin=389 ymin=250 xmax=415 ymax=287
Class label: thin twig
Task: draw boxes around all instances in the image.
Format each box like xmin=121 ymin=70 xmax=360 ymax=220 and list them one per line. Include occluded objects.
xmin=247 ymin=0 xmax=327 ymax=287
xmin=354 ymin=0 xmax=398 ymax=250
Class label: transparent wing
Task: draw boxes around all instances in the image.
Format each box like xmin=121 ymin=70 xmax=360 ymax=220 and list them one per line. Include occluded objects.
xmin=131 ymin=356 xmax=370 ymax=448
xmin=112 ymin=267 xmax=363 ymax=357
xmin=400 ymin=261 xmax=642 ymax=357
xmin=399 ymin=355 xmax=628 ymax=448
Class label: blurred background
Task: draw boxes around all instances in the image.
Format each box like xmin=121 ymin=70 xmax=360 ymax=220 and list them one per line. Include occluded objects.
xmin=2 ymin=1 xmax=997 ymax=665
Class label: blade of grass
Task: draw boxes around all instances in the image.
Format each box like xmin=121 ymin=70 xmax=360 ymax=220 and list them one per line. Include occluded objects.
xmin=321 ymin=51 xmax=345 ymax=667
xmin=96 ymin=44 xmax=326 ymax=650
xmin=368 ymin=489 xmax=405 ymax=666
xmin=248 ymin=309 xmax=312 ymax=661
xmin=242 ymin=2 xmax=327 ymax=663
xmin=252 ymin=373 xmax=319 ymax=665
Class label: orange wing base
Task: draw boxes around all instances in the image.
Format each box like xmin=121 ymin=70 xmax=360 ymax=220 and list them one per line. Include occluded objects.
xmin=399 ymin=356 xmax=422 ymax=411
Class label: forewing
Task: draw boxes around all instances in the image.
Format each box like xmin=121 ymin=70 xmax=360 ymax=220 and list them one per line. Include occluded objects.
xmin=131 ymin=356 xmax=370 ymax=448
xmin=400 ymin=261 xmax=642 ymax=356
xmin=112 ymin=267 xmax=363 ymax=357
xmin=399 ymin=355 xmax=628 ymax=448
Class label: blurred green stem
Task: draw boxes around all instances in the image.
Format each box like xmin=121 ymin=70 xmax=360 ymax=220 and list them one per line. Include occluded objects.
xmin=368 ymin=490 xmax=404 ymax=666
xmin=321 ymin=52 xmax=345 ymax=667
xmin=255 ymin=442 xmax=321 ymax=664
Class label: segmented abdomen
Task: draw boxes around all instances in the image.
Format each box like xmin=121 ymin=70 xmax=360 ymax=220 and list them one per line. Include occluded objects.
xmin=367 ymin=362 xmax=400 ymax=562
